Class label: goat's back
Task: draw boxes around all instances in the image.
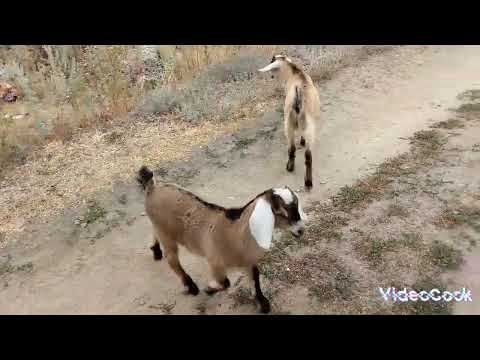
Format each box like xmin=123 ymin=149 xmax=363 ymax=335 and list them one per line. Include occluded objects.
xmin=145 ymin=185 xmax=267 ymax=267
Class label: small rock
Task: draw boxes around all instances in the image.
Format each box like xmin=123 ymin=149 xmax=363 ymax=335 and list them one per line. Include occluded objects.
xmin=12 ymin=113 xmax=28 ymax=120
xmin=118 ymin=194 xmax=128 ymax=205
xmin=81 ymin=222 xmax=87 ymax=228
xmin=141 ymin=212 xmax=146 ymax=216
xmin=73 ymin=219 xmax=81 ymax=225
xmin=0 ymin=82 xmax=20 ymax=103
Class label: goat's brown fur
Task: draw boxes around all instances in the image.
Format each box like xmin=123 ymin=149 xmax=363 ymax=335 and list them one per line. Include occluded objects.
xmin=260 ymin=55 xmax=322 ymax=189
xmin=138 ymin=166 xmax=306 ymax=313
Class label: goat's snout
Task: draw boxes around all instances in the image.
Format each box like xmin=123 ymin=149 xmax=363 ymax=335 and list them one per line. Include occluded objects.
xmin=290 ymin=221 xmax=306 ymax=238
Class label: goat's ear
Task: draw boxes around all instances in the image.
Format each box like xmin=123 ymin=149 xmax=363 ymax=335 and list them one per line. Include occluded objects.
xmin=249 ymin=198 xmax=274 ymax=250
xmin=258 ymin=60 xmax=282 ymax=72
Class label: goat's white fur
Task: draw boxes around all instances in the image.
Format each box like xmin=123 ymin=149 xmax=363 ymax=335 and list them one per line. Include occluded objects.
xmin=248 ymin=198 xmax=275 ymax=250
xmin=273 ymin=187 xmax=294 ymax=204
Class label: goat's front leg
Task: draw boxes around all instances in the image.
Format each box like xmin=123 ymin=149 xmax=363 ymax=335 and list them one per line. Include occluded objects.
xmin=252 ymin=265 xmax=270 ymax=314
xmin=305 ymin=147 xmax=313 ymax=189
xmin=205 ymin=264 xmax=230 ymax=295
xmin=285 ymin=116 xmax=296 ymax=173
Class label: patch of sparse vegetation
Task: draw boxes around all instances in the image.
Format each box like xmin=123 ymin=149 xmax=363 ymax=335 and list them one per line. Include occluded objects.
xmin=0 ymin=256 xmax=34 ymax=276
xmin=332 ymin=185 xmax=372 ymax=211
xmin=231 ymin=286 xmax=255 ymax=307
xmin=148 ymin=301 xmax=176 ymax=314
xmin=457 ymin=89 xmax=480 ymax=102
xmin=0 ymin=254 xmax=12 ymax=276
xmin=356 ymin=237 xmax=397 ymax=268
xmin=305 ymin=251 xmax=356 ymax=302
xmin=434 ymin=207 xmax=480 ymax=232
xmin=409 ymin=130 xmax=445 ymax=159
xmin=455 ymin=103 xmax=480 ymax=114
xmin=398 ymin=232 xmax=423 ymax=248
xmin=400 ymin=277 xmax=452 ymax=315
xmin=84 ymin=201 xmax=107 ymax=225
xmin=306 ymin=205 xmax=348 ymax=242
xmin=427 ymin=241 xmax=463 ymax=270
xmin=430 ymin=118 xmax=464 ymax=129
xmin=386 ymin=203 xmax=409 ymax=218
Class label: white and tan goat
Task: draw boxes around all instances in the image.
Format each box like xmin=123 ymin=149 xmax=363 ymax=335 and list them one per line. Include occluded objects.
xmin=137 ymin=166 xmax=307 ymax=314
xmin=259 ymin=55 xmax=321 ymax=189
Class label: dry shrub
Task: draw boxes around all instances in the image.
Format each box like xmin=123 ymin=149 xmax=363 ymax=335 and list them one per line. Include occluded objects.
xmin=0 ymin=45 xmax=391 ymax=173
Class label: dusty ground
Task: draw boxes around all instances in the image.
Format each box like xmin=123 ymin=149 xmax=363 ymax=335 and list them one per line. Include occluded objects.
xmin=0 ymin=45 xmax=479 ymax=314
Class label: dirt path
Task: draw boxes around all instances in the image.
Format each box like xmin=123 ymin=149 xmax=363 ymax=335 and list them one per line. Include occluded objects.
xmin=1 ymin=45 xmax=480 ymax=314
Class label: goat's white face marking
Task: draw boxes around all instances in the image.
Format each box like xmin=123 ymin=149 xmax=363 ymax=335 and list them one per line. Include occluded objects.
xmin=249 ymin=198 xmax=274 ymax=250
xmin=273 ymin=187 xmax=294 ymax=205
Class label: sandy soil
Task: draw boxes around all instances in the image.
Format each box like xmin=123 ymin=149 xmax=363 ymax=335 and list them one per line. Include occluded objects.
xmin=1 ymin=45 xmax=479 ymax=314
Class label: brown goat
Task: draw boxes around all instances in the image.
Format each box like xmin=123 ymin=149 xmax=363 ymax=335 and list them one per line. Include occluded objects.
xmin=137 ymin=166 xmax=307 ymax=314
xmin=259 ymin=55 xmax=322 ymax=190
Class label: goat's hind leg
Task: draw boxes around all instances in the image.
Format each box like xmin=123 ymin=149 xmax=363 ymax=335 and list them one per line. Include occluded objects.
xmin=205 ymin=264 xmax=230 ymax=296
xmin=165 ymin=243 xmax=199 ymax=296
xmin=150 ymin=235 xmax=163 ymax=261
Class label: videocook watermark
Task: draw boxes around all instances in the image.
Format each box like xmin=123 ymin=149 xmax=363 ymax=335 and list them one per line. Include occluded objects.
xmin=379 ymin=287 xmax=473 ymax=302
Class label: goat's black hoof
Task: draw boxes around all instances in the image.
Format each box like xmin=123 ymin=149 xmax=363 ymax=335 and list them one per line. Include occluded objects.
xmin=188 ymin=284 xmax=199 ymax=296
xmin=286 ymin=162 xmax=295 ymax=172
xmin=259 ymin=298 xmax=271 ymax=314
xmin=150 ymin=244 xmax=163 ymax=261
xmin=223 ymin=277 xmax=231 ymax=289
xmin=185 ymin=278 xmax=199 ymax=296
xmin=300 ymin=137 xmax=306 ymax=147
xmin=305 ymin=179 xmax=313 ymax=189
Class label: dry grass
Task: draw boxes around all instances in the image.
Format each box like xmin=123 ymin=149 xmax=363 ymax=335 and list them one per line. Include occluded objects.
xmin=0 ymin=114 xmax=261 ymax=245
xmin=433 ymin=206 xmax=480 ymax=233
xmin=430 ymin=118 xmax=464 ymax=129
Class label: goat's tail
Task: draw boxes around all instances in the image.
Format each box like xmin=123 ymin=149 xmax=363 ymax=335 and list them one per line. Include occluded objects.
xmin=137 ymin=166 xmax=154 ymax=192
xmin=293 ymin=85 xmax=304 ymax=115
